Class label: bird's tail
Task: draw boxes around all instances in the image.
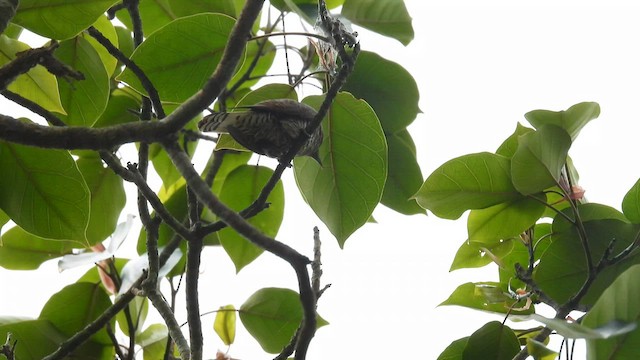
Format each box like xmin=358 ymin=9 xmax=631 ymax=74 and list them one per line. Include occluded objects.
xmin=198 ymin=112 xmax=234 ymax=133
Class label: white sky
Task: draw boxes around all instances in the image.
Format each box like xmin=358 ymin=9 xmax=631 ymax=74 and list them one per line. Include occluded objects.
xmin=3 ymin=1 xmax=640 ymax=359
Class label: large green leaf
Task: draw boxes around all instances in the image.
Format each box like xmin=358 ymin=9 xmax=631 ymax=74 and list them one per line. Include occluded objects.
xmin=511 ymin=124 xmax=572 ymax=195
xmin=341 ymin=0 xmax=414 ymax=45
xmin=414 ymin=152 xmax=520 ymax=220
xmin=342 ymin=51 xmax=420 ymax=133
xmin=524 ymin=101 xmax=600 ymax=141
xmin=0 ymin=226 xmax=78 ymax=270
xmin=622 ymin=177 xmax=640 ymax=223
xmin=0 ymin=141 xmax=90 ymax=241
xmin=534 ymin=219 xmax=640 ymax=306
xmin=39 ymin=282 xmax=114 ymax=345
xmin=531 ymin=314 xmax=636 ymax=340
xmin=380 ymin=130 xmax=424 ymax=215
xmin=56 ymin=36 xmax=110 ymax=127
xmin=294 ymin=92 xmax=387 ymax=246
xmin=92 ymin=88 xmax=141 ymax=127
xmin=463 ymin=321 xmax=520 ymax=360
xmin=13 ymin=0 xmax=118 ymax=40
xmin=76 ymin=157 xmax=126 ymax=243
xmin=218 ymin=165 xmax=284 ymax=272
xmin=117 ymin=13 xmax=237 ymax=102
xmin=0 ymin=35 xmax=65 ymax=114
xmin=239 ymin=287 xmax=328 ymax=354
xmin=0 ymin=319 xmax=66 ymax=360
xmin=583 ymin=265 xmax=640 ymax=359
xmin=467 ymin=195 xmax=545 ymax=242
xmin=440 ymin=282 xmax=534 ymax=315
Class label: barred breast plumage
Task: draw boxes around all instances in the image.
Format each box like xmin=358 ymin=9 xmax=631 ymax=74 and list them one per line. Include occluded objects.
xmin=198 ymin=99 xmax=323 ymax=164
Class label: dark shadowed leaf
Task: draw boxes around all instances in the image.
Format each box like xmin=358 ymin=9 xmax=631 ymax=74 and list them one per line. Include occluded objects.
xmin=39 ymin=282 xmax=113 ymax=345
xmin=342 ymin=51 xmax=420 ymax=133
xmin=467 ymin=195 xmax=545 ymax=242
xmin=341 ymin=0 xmax=414 ymax=45
xmin=622 ymin=177 xmax=640 ymax=223
xmin=462 ymin=321 xmax=520 ymax=360
xmin=381 ymin=130 xmax=424 ymax=215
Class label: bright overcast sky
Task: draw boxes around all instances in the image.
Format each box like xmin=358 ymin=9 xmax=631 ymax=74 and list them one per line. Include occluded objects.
xmin=2 ymin=1 xmax=640 ymax=359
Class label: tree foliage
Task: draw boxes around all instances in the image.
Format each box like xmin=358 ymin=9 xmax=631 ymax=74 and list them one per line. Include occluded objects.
xmin=0 ymin=0 xmax=420 ymax=359
xmin=416 ymin=102 xmax=640 ymax=359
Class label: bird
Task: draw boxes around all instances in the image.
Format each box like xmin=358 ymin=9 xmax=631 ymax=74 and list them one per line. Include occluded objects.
xmin=198 ymin=98 xmax=323 ymax=164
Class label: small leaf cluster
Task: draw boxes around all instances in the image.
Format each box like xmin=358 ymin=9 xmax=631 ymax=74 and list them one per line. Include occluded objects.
xmin=415 ymin=102 xmax=640 ymax=359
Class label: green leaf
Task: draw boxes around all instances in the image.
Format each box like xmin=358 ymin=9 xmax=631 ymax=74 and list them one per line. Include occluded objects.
xmin=85 ymin=15 xmax=119 ymax=76
xmin=622 ymin=177 xmax=640 ymax=223
xmin=341 ymin=0 xmax=414 ymax=45
xmin=438 ymin=337 xmax=469 ymax=360
xmin=414 ymin=152 xmax=520 ymax=220
xmin=117 ymin=13 xmax=237 ymax=102
xmin=76 ymin=157 xmax=126 ymax=244
xmin=526 ymin=339 xmax=558 ymax=360
xmin=56 ymin=36 xmax=110 ymax=127
xmin=0 ymin=226 xmax=78 ymax=270
xmin=450 ymin=239 xmax=514 ymax=271
xmin=3 ymin=23 xmax=23 ymax=39
xmin=13 ymin=0 xmax=118 ymax=40
xmin=169 ymin=0 xmax=236 ymax=19
xmin=114 ymin=26 xmax=134 ymax=59
xmin=92 ymin=89 xmax=141 ymax=127
xmin=462 ymin=321 xmax=520 ymax=360
xmin=498 ymin=222 xmax=552 ymax=284
xmin=440 ymin=282 xmax=534 ymax=315
xmin=115 ymin=0 xmax=174 ymax=35
xmin=214 ymin=305 xmax=236 ymax=346
xmin=138 ymin=323 xmax=171 ymax=360
xmin=380 ymin=130 xmax=425 ymax=215
xmin=511 ymin=124 xmax=572 ymax=195
xmin=524 ymin=101 xmax=600 ymax=141
xmin=535 ymin=219 xmax=640 ymax=306
xmin=218 ymin=165 xmax=284 ymax=272
xmin=0 ymin=35 xmax=65 ymax=114
xmin=342 ymin=50 xmax=420 ymax=133
xmin=240 ymin=288 xmax=328 ymax=354
xmin=583 ymin=265 xmax=640 ymax=359
xmin=39 ymin=282 xmax=114 ymax=345
xmin=116 ymin=296 xmax=148 ymax=337
xmin=467 ymin=195 xmax=545 ymax=242
xmin=0 ymin=319 xmax=66 ymax=360
xmin=531 ymin=314 xmax=636 ymax=340
xmin=0 ymin=141 xmax=90 ymax=241
xmin=496 ymin=123 xmax=534 ymax=158
xmin=295 ymin=92 xmax=387 ymax=246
